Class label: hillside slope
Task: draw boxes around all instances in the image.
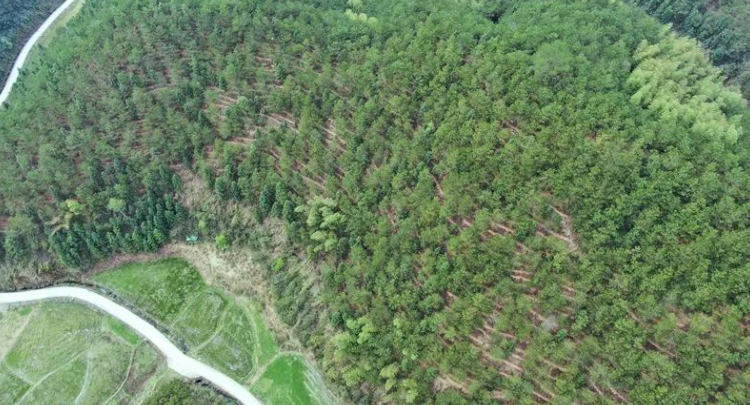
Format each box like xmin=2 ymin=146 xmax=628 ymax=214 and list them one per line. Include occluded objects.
xmin=626 ymin=0 xmax=750 ymax=101
xmin=0 ymin=0 xmax=67 ymax=84
xmin=1 ymin=0 xmax=750 ymax=404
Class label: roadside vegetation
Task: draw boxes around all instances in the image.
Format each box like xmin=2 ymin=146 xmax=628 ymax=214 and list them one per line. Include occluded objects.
xmin=144 ymin=380 xmax=236 ymax=405
xmin=0 ymin=300 xmax=233 ymax=405
xmin=93 ymin=258 xmax=337 ymax=405
xmin=0 ymin=0 xmax=750 ymax=404
xmin=23 ymin=0 xmax=87 ymax=70
xmin=0 ymin=0 xmax=66 ymax=84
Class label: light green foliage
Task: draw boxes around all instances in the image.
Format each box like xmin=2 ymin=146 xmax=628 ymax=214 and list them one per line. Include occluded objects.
xmin=379 ymin=363 xmax=399 ymax=392
xmin=271 ymin=257 xmax=285 ymax=272
xmin=345 ymin=316 xmax=377 ymax=345
xmin=629 ymin=29 xmax=746 ymax=144
xmin=628 ymin=0 xmax=750 ymax=99
xmin=50 ymin=199 xmax=86 ymax=233
xmin=107 ymin=198 xmax=126 ymax=213
xmin=344 ymin=9 xmax=377 ymax=24
xmin=64 ymin=199 xmax=85 ymax=215
xmin=296 ymin=197 xmax=346 ymax=253
xmin=215 ymin=233 xmax=230 ymax=251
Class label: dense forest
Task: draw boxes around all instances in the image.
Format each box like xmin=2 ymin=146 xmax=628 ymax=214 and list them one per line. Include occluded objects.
xmin=2 ymin=0 xmax=750 ymax=404
xmin=144 ymin=380 xmax=237 ymax=405
xmin=628 ymin=0 xmax=750 ymax=100
xmin=0 ymin=0 xmax=66 ymax=84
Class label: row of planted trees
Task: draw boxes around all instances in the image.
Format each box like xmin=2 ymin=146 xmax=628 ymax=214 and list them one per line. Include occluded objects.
xmin=2 ymin=0 xmax=750 ymax=404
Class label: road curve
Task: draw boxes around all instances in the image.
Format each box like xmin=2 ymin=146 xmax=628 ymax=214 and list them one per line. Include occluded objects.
xmin=0 ymin=286 xmax=263 ymax=405
xmin=0 ymin=0 xmax=80 ymax=105
xmin=0 ymin=4 xmax=261 ymax=403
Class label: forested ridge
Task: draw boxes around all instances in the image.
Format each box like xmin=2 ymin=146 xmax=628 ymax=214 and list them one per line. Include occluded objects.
xmin=2 ymin=0 xmax=750 ymax=404
xmin=0 ymin=0 xmax=67 ymax=84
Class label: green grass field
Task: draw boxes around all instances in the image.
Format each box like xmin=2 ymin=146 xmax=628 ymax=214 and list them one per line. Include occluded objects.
xmin=252 ymin=354 xmax=339 ymax=405
xmin=0 ymin=301 xmax=232 ymax=405
xmin=93 ymin=258 xmax=336 ymax=405
xmin=94 ymin=259 xmax=204 ymax=323
xmin=0 ymin=258 xmax=334 ymax=405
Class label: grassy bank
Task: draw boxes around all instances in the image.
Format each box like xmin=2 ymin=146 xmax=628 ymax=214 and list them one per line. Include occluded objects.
xmin=0 ymin=300 xmax=232 ymax=404
xmin=93 ymin=257 xmax=337 ymax=405
xmin=0 ymin=0 xmax=67 ymax=84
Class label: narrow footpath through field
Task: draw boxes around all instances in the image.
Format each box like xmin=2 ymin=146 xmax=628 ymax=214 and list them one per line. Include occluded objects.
xmin=0 ymin=287 xmax=263 ymax=405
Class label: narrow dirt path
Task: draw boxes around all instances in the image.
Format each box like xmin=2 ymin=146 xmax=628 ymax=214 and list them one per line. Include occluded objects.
xmin=0 ymin=307 xmax=35 ymax=363
xmin=72 ymin=352 xmax=93 ymax=405
xmin=14 ymin=350 xmax=87 ymax=404
xmin=100 ymin=346 xmax=138 ymax=405
xmin=0 ymin=287 xmax=263 ymax=405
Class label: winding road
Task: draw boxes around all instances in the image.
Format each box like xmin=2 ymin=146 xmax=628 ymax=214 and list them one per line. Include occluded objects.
xmin=0 ymin=1 xmax=270 ymax=404
xmin=0 ymin=0 xmax=79 ymax=105
xmin=0 ymin=287 xmax=263 ymax=405
xmin=0 ymin=2 xmax=267 ymax=404
xmin=0 ymin=2 xmax=266 ymax=404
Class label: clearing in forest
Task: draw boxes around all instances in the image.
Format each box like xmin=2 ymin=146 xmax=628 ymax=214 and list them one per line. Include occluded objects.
xmin=92 ymin=257 xmax=338 ymax=405
xmin=0 ymin=300 xmax=229 ymax=405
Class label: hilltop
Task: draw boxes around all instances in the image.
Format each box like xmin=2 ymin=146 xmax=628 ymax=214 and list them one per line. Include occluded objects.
xmin=1 ymin=0 xmax=750 ymax=404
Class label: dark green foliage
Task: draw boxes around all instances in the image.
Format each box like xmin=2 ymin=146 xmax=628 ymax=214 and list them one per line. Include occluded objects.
xmin=45 ymin=160 xmax=184 ymax=268
xmin=0 ymin=0 xmax=66 ymax=84
xmin=627 ymin=0 xmax=750 ymax=99
xmin=144 ymin=380 xmax=236 ymax=405
xmin=267 ymin=257 xmax=322 ymax=348
xmin=1 ymin=0 xmax=750 ymax=404
xmin=2 ymin=233 xmax=28 ymax=263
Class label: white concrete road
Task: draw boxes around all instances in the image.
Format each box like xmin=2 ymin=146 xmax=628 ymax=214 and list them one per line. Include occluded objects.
xmin=0 ymin=3 xmax=263 ymax=404
xmin=0 ymin=286 xmax=263 ymax=405
xmin=0 ymin=0 xmax=79 ymax=105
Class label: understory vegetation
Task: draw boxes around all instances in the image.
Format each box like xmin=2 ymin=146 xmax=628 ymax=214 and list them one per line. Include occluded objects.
xmin=0 ymin=0 xmax=66 ymax=84
xmin=144 ymin=380 xmax=236 ymax=405
xmin=93 ymin=258 xmax=337 ymax=405
xmin=0 ymin=301 xmax=232 ymax=405
xmin=1 ymin=0 xmax=750 ymax=404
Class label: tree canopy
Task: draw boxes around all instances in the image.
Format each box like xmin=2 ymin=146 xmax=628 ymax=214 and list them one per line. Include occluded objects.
xmin=0 ymin=0 xmax=66 ymax=83
xmin=1 ymin=0 xmax=750 ymax=404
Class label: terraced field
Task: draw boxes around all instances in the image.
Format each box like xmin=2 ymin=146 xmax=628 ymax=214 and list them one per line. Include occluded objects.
xmin=93 ymin=258 xmax=337 ymax=405
xmin=0 ymin=301 xmax=232 ymax=404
